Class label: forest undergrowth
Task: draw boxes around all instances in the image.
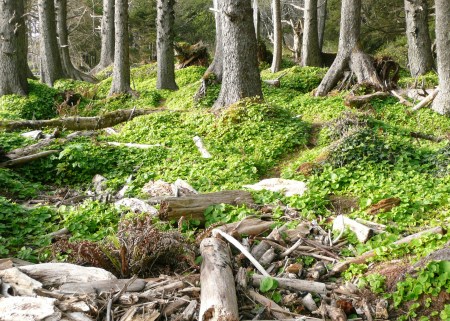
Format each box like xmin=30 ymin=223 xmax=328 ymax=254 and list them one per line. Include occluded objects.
xmin=1 ymin=63 xmax=450 ymax=320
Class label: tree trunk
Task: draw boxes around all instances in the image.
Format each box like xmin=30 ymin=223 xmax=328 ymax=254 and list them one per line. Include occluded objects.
xmin=0 ymin=0 xmax=29 ymax=96
xmin=432 ymin=0 xmax=450 ymax=115
xmin=317 ymin=0 xmax=327 ymax=51
xmin=302 ymin=0 xmax=322 ymax=66
xmin=92 ymin=0 xmax=115 ymax=74
xmin=205 ymin=0 xmax=223 ymax=81
xmin=212 ymin=0 xmax=263 ymax=111
xmin=55 ymin=0 xmax=96 ymax=83
xmin=109 ymin=0 xmax=132 ymax=95
xmin=156 ymin=0 xmax=178 ymax=90
xmin=404 ymin=0 xmax=433 ymax=77
xmin=38 ymin=0 xmax=65 ymax=87
xmin=315 ymin=0 xmax=382 ymax=96
xmin=270 ymin=0 xmax=282 ymax=73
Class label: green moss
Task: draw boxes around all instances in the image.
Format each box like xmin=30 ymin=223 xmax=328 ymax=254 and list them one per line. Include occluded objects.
xmin=398 ymin=71 xmax=439 ymax=89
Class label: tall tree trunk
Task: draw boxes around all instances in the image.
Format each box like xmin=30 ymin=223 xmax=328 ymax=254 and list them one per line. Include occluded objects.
xmin=55 ymin=0 xmax=96 ymax=83
xmin=302 ymin=0 xmax=322 ymax=66
xmin=109 ymin=0 xmax=132 ymax=95
xmin=315 ymin=0 xmax=382 ymax=96
xmin=431 ymin=0 xmax=450 ymax=115
xmin=212 ymin=0 xmax=263 ymax=111
xmin=205 ymin=0 xmax=223 ymax=81
xmin=270 ymin=0 xmax=282 ymax=73
xmin=92 ymin=0 xmax=115 ymax=74
xmin=38 ymin=0 xmax=65 ymax=87
xmin=156 ymin=0 xmax=178 ymax=90
xmin=0 ymin=0 xmax=29 ymax=96
xmin=317 ymin=0 xmax=327 ymax=51
xmin=404 ymin=0 xmax=433 ymax=77
xmin=253 ymin=0 xmax=261 ymax=42
xmin=292 ymin=20 xmax=303 ymax=63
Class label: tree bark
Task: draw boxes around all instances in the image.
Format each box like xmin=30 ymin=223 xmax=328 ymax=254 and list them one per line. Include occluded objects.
xmin=92 ymin=0 xmax=115 ymax=74
xmin=212 ymin=0 xmax=263 ymax=111
xmin=38 ymin=0 xmax=65 ymax=87
xmin=432 ymin=0 xmax=450 ymax=115
xmin=110 ymin=0 xmax=132 ymax=95
xmin=317 ymin=0 xmax=327 ymax=51
xmin=404 ymin=0 xmax=433 ymax=77
xmin=270 ymin=0 xmax=282 ymax=73
xmin=55 ymin=0 xmax=97 ymax=83
xmin=156 ymin=0 xmax=178 ymax=90
xmin=0 ymin=0 xmax=29 ymax=96
xmin=302 ymin=0 xmax=322 ymax=67
xmin=253 ymin=0 xmax=261 ymax=42
xmin=315 ymin=0 xmax=382 ymax=96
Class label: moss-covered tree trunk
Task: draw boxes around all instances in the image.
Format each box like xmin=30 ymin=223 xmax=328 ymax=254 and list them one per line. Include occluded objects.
xmin=432 ymin=0 xmax=450 ymax=115
xmin=55 ymin=0 xmax=96 ymax=83
xmin=0 ymin=0 xmax=28 ymax=96
xmin=156 ymin=0 xmax=178 ymax=90
xmin=404 ymin=0 xmax=433 ymax=77
xmin=302 ymin=0 xmax=322 ymax=67
xmin=109 ymin=0 xmax=132 ymax=95
xmin=92 ymin=0 xmax=115 ymax=74
xmin=212 ymin=0 xmax=262 ymax=111
xmin=38 ymin=0 xmax=65 ymax=87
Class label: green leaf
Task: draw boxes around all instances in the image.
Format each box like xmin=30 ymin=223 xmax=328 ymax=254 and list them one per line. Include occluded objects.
xmin=260 ymin=277 xmax=278 ymax=293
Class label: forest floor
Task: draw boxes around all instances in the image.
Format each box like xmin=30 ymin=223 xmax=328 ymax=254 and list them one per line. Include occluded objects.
xmin=0 ymin=62 xmax=450 ymax=320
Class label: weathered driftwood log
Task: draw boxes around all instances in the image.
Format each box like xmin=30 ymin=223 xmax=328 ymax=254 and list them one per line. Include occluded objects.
xmin=251 ymin=226 xmax=286 ymax=260
xmin=159 ymin=190 xmax=255 ymax=222
xmin=162 ymin=295 xmax=190 ymax=316
xmin=411 ymin=88 xmax=439 ymax=112
xmin=0 ymin=267 xmax=43 ymax=296
xmin=0 ymin=108 xmax=165 ymax=131
xmin=332 ymin=215 xmax=374 ymax=243
xmin=199 ymin=238 xmax=239 ymax=321
xmin=59 ymin=278 xmax=147 ymax=295
xmin=18 ymin=263 xmax=116 ymax=287
xmin=0 ymin=296 xmax=61 ymax=321
xmin=0 ymin=150 xmax=59 ymax=168
xmin=390 ymin=90 xmax=413 ymax=107
xmin=252 ymin=274 xmax=328 ymax=295
xmin=193 ymin=136 xmax=212 ymax=158
xmin=331 ymin=226 xmax=444 ymax=274
xmin=216 ymin=218 xmax=272 ymax=236
xmin=344 ymin=92 xmax=389 ymax=108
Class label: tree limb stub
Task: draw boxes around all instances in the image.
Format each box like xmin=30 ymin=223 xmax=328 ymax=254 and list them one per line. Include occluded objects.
xmin=0 ymin=108 xmax=166 ymax=132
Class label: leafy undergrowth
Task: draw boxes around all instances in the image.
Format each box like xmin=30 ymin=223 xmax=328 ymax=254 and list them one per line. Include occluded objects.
xmin=1 ymin=63 xmax=450 ymax=319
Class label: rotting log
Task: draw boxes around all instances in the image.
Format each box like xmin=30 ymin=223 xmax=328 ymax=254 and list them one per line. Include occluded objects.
xmin=331 ymin=226 xmax=445 ymax=274
xmin=199 ymin=238 xmax=239 ymax=321
xmin=252 ymin=274 xmax=328 ymax=295
xmin=0 ymin=108 xmax=166 ymax=131
xmin=344 ymin=92 xmax=389 ymax=108
xmin=159 ymin=190 xmax=255 ymax=223
xmin=0 ymin=150 xmax=59 ymax=168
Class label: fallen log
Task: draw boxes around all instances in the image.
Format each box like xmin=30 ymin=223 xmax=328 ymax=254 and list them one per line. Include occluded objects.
xmin=159 ymin=190 xmax=255 ymax=222
xmin=331 ymin=226 xmax=445 ymax=274
xmin=0 ymin=296 xmax=61 ymax=321
xmin=0 ymin=108 xmax=166 ymax=131
xmin=411 ymin=89 xmax=439 ymax=112
xmin=344 ymin=92 xmax=390 ymax=108
xmin=216 ymin=218 xmax=272 ymax=236
xmin=0 ymin=150 xmax=59 ymax=168
xmin=252 ymin=275 xmax=328 ymax=295
xmin=199 ymin=238 xmax=239 ymax=321
xmin=332 ymin=214 xmax=374 ymax=243
xmin=390 ymin=90 xmax=413 ymax=107
xmin=59 ymin=278 xmax=147 ymax=295
xmin=193 ymin=136 xmax=212 ymax=158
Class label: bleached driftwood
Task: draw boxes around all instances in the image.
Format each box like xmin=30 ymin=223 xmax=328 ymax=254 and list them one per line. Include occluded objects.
xmin=18 ymin=263 xmax=116 ymax=287
xmin=0 ymin=150 xmax=59 ymax=168
xmin=59 ymin=278 xmax=146 ymax=295
xmin=243 ymin=178 xmax=307 ymax=197
xmin=181 ymin=300 xmax=198 ymax=321
xmin=331 ymin=226 xmax=444 ymax=274
xmin=21 ymin=130 xmax=44 ymax=140
xmin=332 ymin=214 xmax=374 ymax=243
xmin=411 ymin=88 xmax=439 ymax=112
xmin=252 ymin=275 xmax=328 ymax=295
xmin=107 ymin=142 xmax=164 ymax=149
xmin=0 ymin=267 xmax=43 ymax=296
xmin=390 ymin=90 xmax=413 ymax=107
xmin=159 ymin=190 xmax=254 ymax=222
xmin=162 ymin=295 xmax=189 ymax=316
xmin=193 ymin=136 xmax=212 ymax=158
xmin=114 ymin=198 xmax=158 ymax=215
xmin=0 ymin=296 xmax=61 ymax=321
xmin=302 ymin=293 xmax=319 ymax=312
xmin=199 ymin=238 xmax=239 ymax=321
xmin=61 ymin=312 xmax=94 ymax=321
xmin=0 ymin=108 xmax=166 ymax=131
xmin=216 ymin=218 xmax=272 ymax=236
xmin=251 ymin=226 xmax=286 ymax=260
